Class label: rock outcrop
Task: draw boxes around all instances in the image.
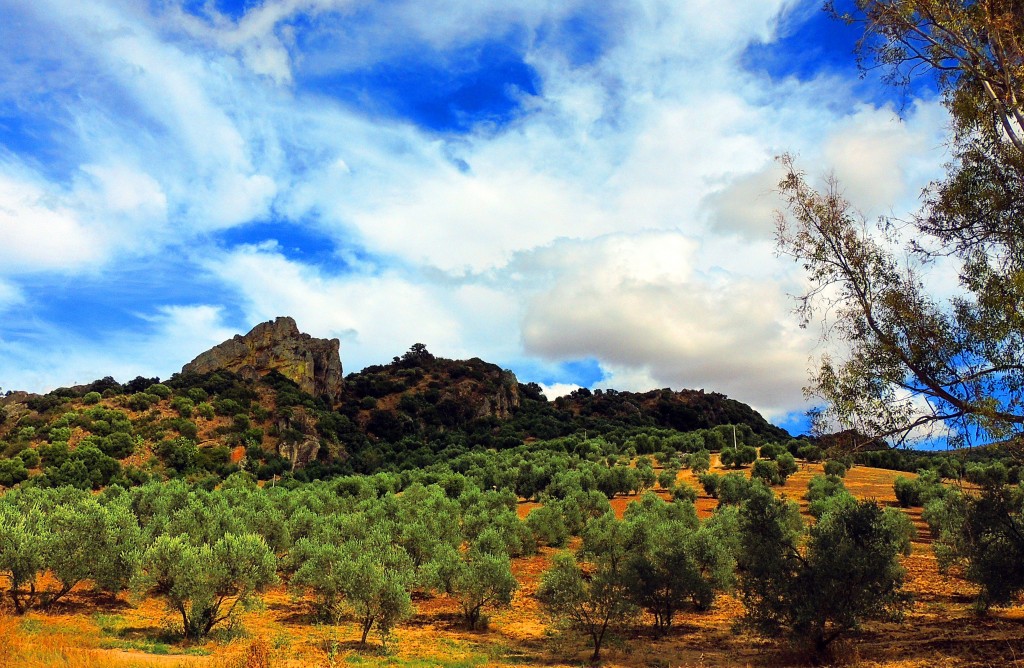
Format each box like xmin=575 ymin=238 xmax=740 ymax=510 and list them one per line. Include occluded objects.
xmin=275 ymin=406 xmax=321 ymax=468
xmin=475 ymin=370 xmax=521 ymax=420
xmin=181 ymin=317 xmax=343 ymax=403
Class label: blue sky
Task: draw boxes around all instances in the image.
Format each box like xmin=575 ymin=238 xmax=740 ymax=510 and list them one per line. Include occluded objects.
xmin=0 ymin=0 xmax=950 ymax=435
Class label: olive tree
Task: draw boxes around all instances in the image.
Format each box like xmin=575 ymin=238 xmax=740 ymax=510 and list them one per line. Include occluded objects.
xmin=622 ymin=496 xmax=734 ymax=632
xmin=450 ymin=537 xmax=518 ymax=630
xmin=738 ymin=484 xmax=913 ymax=657
xmin=537 ymin=552 xmax=635 ymax=663
xmin=137 ymin=533 xmax=277 ymax=639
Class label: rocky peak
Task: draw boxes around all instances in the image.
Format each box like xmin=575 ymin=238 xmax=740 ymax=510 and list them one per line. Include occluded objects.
xmin=181 ymin=317 xmax=343 ymax=403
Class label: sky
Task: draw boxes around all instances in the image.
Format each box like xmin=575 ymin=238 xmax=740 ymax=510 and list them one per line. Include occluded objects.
xmin=0 ymin=0 xmax=951 ymax=432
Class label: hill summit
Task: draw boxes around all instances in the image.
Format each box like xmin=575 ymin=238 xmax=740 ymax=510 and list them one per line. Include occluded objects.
xmin=181 ymin=317 xmax=343 ymax=402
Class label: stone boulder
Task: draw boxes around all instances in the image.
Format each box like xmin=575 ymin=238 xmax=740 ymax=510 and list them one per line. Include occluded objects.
xmin=181 ymin=317 xmax=343 ymax=403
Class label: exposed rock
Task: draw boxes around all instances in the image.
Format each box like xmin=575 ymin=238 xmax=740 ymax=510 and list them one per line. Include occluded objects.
xmin=275 ymin=406 xmax=321 ymax=468
xmin=475 ymin=370 xmax=521 ymax=420
xmin=182 ymin=317 xmax=343 ymax=403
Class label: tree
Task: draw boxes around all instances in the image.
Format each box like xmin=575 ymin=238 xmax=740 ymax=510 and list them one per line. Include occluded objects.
xmin=621 ymin=496 xmax=734 ymax=632
xmin=450 ymin=543 xmax=518 ymax=630
xmin=289 ymin=537 xmax=350 ymax=622
xmin=687 ymin=450 xmax=711 ymax=474
xmin=137 ymin=533 xmax=277 ymax=640
xmin=538 ymin=511 xmax=637 ymax=662
xmin=0 ymin=504 xmax=48 ymax=614
xmin=341 ymin=545 xmax=413 ymax=646
xmin=777 ymin=1 xmax=1024 ymax=447
xmin=537 ymin=552 xmax=636 ymax=663
xmin=738 ymin=484 xmax=913 ymax=657
xmin=751 ymin=459 xmax=783 ymax=486
xmin=43 ymin=497 xmax=141 ymax=609
xmin=928 ymin=482 xmax=1024 ymax=611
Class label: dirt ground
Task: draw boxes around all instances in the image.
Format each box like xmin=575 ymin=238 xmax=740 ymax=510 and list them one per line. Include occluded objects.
xmin=3 ymin=460 xmax=1023 ymax=668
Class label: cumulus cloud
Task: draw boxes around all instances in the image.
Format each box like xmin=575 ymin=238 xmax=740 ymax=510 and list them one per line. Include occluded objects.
xmin=516 ymin=232 xmax=813 ymax=417
xmin=822 ymin=102 xmax=948 ymax=216
xmin=202 ymin=244 xmax=523 ymax=371
xmin=539 ymin=383 xmax=582 ymax=399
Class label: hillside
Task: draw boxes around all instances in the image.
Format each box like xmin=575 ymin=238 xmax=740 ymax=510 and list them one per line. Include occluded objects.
xmin=0 ymin=319 xmax=792 ymax=486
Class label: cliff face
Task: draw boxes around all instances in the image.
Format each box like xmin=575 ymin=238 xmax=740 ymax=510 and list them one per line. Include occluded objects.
xmin=181 ymin=317 xmax=343 ymax=403
xmin=475 ymin=370 xmax=521 ymax=420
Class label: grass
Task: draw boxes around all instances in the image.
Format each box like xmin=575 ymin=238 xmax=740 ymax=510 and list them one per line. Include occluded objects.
xmin=93 ymin=612 xmax=209 ymax=656
xmin=344 ymin=655 xmax=489 ymax=667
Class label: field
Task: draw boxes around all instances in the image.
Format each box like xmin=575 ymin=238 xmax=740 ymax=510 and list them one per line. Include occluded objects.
xmin=2 ymin=459 xmax=1022 ymax=668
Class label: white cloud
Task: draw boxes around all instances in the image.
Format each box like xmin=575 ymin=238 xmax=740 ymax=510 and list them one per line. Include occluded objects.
xmin=204 ymin=245 xmax=510 ymax=371
xmin=517 ymin=232 xmax=814 ymax=417
xmin=539 ymin=382 xmax=581 ymax=399
xmin=0 ymin=280 xmax=22 ymax=312
xmin=822 ymin=102 xmax=948 ymax=216
xmin=0 ymin=166 xmax=103 ymax=273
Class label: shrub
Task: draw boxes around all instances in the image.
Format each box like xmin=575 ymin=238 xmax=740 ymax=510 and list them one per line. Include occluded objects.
xmin=18 ymin=448 xmax=39 ymax=469
xmin=0 ymin=457 xmax=29 ymax=487
xmin=214 ymin=399 xmax=242 ymax=417
xmin=751 ymin=459 xmax=782 ymax=486
xmin=101 ymin=432 xmax=137 ymax=459
xmin=822 ymin=460 xmax=848 ymax=477
xmin=798 ymin=445 xmax=824 ymax=463
xmin=83 ymin=392 xmax=102 ymax=405
xmin=127 ymin=393 xmax=160 ymax=412
xmin=170 ymin=396 xmax=194 ymax=418
xmin=146 ymin=383 xmax=172 ymax=399
xmin=156 ymin=438 xmax=199 ymax=474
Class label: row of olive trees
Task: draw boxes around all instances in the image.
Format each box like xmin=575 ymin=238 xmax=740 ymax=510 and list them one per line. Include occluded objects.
xmin=0 ymin=475 xmax=534 ymax=643
xmin=888 ymin=465 xmax=1024 ymax=614
xmin=538 ymin=478 xmax=914 ymax=662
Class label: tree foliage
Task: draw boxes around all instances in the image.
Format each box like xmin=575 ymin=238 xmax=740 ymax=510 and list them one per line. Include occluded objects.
xmin=737 ymin=484 xmax=913 ymax=656
xmin=778 ymin=0 xmax=1024 ymax=446
xmin=137 ymin=533 xmax=277 ymax=639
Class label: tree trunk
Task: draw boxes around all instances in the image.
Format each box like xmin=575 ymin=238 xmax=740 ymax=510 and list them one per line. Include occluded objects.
xmin=590 ymin=627 xmax=605 ymax=663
